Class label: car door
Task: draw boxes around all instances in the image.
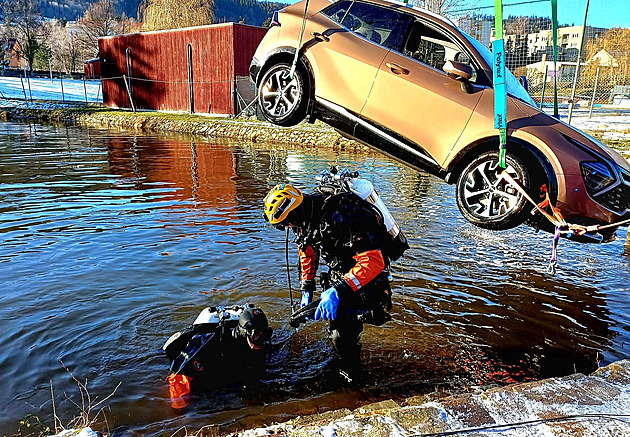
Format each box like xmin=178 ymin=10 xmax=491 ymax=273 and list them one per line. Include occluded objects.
xmin=304 ymin=1 xmax=412 ymax=116
xmin=360 ymin=19 xmax=485 ymax=167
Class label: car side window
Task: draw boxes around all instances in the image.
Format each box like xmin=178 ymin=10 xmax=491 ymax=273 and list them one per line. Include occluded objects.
xmin=400 ymin=21 xmax=478 ymax=81
xmin=339 ymin=2 xmax=412 ymax=49
xmin=322 ymin=1 xmax=352 ymax=24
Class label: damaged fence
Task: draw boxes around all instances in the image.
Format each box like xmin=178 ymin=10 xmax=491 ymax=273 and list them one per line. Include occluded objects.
xmin=451 ymin=0 xmax=630 ymax=117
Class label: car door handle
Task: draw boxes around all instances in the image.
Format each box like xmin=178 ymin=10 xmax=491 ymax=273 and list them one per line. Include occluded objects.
xmin=386 ymin=62 xmax=410 ymax=75
xmin=311 ymin=31 xmax=330 ymax=42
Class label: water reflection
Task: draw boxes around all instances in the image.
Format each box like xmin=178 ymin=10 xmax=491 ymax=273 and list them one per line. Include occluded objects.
xmin=0 ymin=121 xmax=628 ymax=436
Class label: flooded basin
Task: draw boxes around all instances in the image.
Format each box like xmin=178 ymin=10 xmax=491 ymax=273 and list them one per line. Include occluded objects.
xmin=0 ymin=121 xmax=628 ymax=435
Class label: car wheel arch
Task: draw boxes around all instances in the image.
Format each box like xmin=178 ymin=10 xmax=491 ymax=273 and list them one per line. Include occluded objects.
xmin=446 ymin=137 xmax=558 ymax=203
xmin=257 ymin=49 xmax=315 ymax=93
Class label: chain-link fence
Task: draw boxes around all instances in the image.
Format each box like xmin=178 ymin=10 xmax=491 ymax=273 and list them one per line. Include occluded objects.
xmin=451 ymin=0 xmax=630 ymax=118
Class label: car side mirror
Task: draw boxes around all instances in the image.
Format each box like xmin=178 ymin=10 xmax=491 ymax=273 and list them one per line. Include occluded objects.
xmin=443 ymin=60 xmax=473 ymax=81
xmin=443 ymin=61 xmax=474 ymax=94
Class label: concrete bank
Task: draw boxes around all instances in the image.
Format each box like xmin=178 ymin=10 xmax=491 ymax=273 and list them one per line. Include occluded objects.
xmin=235 ymin=360 xmax=630 ymax=437
xmin=0 ymin=105 xmax=367 ymax=151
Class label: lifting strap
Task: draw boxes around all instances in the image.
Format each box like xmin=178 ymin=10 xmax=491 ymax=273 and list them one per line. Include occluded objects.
xmin=493 ymin=0 xmax=508 ymax=169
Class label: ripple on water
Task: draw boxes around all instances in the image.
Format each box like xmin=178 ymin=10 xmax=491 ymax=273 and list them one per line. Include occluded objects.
xmin=0 ymin=121 xmax=628 ymax=435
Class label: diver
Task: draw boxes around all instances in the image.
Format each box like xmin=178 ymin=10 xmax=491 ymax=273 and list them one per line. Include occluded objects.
xmin=263 ymin=176 xmax=408 ymax=384
xmin=163 ymin=305 xmax=272 ymax=408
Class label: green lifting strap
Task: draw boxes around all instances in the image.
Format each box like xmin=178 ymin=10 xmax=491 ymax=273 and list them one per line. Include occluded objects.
xmin=494 ymin=0 xmax=507 ymax=168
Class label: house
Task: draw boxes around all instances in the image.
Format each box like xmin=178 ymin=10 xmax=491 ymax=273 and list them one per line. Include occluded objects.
xmin=4 ymin=38 xmax=26 ymax=70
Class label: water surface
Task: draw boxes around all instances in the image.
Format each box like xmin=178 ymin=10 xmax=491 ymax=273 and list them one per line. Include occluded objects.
xmin=1 ymin=121 xmax=628 ymax=435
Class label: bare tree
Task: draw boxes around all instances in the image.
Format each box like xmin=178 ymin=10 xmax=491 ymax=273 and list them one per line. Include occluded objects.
xmin=139 ymin=0 xmax=215 ymax=31
xmin=1 ymin=0 xmax=48 ymax=73
xmin=78 ymin=0 xmax=140 ymax=59
xmin=48 ymin=20 xmax=85 ymax=73
xmin=415 ymin=0 xmax=477 ymax=17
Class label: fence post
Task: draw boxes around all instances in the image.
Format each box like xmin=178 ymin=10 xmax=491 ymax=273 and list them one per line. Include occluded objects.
xmin=25 ymin=72 xmax=33 ymax=102
xmin=60 ymin=73 xmax=65 ymax=103
xmin=20 ymin=74 xmax=28 ymax=104
xmin=567 ymin=0 xmax=591 ymax=125
xmin=49 ymin=59 xmax=53 ymax=82
xmin=588 ymin=64 xmax=601 ymax=119
xmin=123 ymin=74 xmax=136 ymax=112
xmin=83 ymin=77 xmax=88 ymax=104
xmin=187 ymin=43 xmax=195 ymax=114
xmin=540 ymin=64 xmax=549 ymax=110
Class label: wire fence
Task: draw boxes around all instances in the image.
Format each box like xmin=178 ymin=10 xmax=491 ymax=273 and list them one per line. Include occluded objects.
xmin=1 ymin=1 xmax=628 ymax=119
xmin=452 ymin=0 xmax=630 ymax=117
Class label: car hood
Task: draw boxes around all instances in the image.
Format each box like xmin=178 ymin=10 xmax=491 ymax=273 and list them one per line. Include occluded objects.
xmin=512 ymin=98 xmax=630 ymax=171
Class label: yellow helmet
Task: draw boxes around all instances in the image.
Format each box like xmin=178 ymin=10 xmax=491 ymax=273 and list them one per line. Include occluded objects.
xmin=263 ymin=184 xmax=304 ymax=224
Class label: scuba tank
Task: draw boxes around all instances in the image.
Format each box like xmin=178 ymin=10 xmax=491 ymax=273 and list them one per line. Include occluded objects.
xmin=316 ymin=167 xmax=409 ymax=262
xmin=163 ymin=304 xmax=271 ymax=376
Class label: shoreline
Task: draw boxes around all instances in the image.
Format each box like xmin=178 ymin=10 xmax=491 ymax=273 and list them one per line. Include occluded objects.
xmin=0 ymin=104 xmax=369 ymax=152
xmin=1 ymin=103 xmax=628 ymax=158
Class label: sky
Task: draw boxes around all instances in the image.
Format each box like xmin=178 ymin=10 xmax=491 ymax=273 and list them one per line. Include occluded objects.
xmin=268 ymin=0 xmax=629 ymax=29
xmin=471 ymin=0 xmax=630 ymax=29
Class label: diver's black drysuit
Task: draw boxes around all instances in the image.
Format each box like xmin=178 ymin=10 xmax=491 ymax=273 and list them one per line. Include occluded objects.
xmin=292 ymin=192 xmax=397 ymax=379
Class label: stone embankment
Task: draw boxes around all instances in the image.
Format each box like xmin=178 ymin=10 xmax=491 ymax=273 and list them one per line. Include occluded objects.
xmin=235 ymin=360 xmax=630 ymax=437
xmin=0 ymin=105 xmax=368 ymax=151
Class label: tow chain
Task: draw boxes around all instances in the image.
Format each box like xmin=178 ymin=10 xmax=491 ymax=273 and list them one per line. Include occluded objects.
xmin=500 ymin=170 xmax=630 ymax=274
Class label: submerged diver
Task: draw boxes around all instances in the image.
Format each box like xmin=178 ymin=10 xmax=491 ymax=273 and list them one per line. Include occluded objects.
xmin=263 ymin=173 xmax=408 ymax=383
xmin=163 ymin=305 xmax=272 ymax=408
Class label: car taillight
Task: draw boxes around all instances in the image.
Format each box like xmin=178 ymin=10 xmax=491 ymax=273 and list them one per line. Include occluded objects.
xmin=270 ymin=11 xmax=281 ymax=27
xmin=580 ymin=161 xmax=616 ymax=194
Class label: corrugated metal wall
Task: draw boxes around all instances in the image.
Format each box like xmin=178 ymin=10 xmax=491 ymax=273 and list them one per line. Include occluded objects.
xmin=99 ymin=23 xmax=268 ymax=114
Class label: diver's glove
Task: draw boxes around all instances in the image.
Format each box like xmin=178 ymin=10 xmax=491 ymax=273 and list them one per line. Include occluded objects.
xmin=315 ymin=287 xmax=339 ymax=321
xmin=300 ymin=290 xmax=313 ymax=307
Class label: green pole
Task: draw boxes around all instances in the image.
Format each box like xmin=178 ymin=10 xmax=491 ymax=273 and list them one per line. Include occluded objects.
xmin=551 ymin=0 xmax=558 ymax=118
xmin=493 ymin=0 xmax=507 ymax=168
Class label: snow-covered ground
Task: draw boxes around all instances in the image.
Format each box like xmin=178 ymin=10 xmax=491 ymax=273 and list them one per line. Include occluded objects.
xmin=0 ymin=76 xmax=102 ymax=104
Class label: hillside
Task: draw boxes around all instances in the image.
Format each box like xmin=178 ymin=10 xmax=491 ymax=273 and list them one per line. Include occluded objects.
xmin=39 ymin=0 xmax=285 ymax=27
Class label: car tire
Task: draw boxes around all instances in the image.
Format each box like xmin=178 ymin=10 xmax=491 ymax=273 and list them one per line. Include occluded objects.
xmin=456 ymin=151 xmax=531 ymax=230
xmin=257 ymin=62 xmax=309 ymax=127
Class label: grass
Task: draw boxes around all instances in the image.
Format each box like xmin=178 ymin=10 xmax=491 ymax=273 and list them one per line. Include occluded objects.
xmin=7 ymin=361 xmax=121 ymax=437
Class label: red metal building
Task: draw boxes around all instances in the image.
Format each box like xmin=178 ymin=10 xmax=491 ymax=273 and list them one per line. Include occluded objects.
xmin=98 ymin=23 xmax=267 ymax=115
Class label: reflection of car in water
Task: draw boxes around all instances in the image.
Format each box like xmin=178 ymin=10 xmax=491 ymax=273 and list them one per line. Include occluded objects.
xmin=249 ymin=0 xmax=630 ymax=242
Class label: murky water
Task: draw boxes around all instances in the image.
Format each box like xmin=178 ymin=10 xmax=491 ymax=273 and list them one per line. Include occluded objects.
xmin=1 ymin=121 xmax=628 ymax=435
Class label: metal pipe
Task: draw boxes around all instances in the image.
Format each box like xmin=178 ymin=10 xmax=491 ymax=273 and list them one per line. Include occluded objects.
xmin=83 ymin=77 xmax=88 ymax=104
xmin=187 ymin=43 xmax=195 ymax=114
xmin=551 ymin=0 xmax=558 ymax=118
xmin=588 ymin=64 xmax=600 ymax=119
xmin=125 ymin=48 xmax=134 ymax=108
xmin=567 ymin=0 xmax=590 ymax=125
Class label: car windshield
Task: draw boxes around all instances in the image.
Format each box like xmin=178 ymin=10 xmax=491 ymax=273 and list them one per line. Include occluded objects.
xmin=462 ymin=32 xmax=537 ymax=107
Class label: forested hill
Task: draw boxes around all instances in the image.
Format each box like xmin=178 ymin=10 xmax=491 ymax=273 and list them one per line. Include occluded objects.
xmin=39 ymin=0 xmax=285 ymax=27
xmin=214 ymin=0 xmax=284 ymax=26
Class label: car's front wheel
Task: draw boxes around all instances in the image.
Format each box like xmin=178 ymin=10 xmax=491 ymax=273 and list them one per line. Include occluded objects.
xmin=456 ymin=151 xmax=531 ymax=230
xmin=257 ymin=62 xmax=309 ymax=127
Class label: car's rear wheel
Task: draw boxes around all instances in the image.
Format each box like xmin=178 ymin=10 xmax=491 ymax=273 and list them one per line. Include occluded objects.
xmin=257 ymin=62 xmax=309 ymax=127
xmin=456 ymin=151 xmax=531 ymax=230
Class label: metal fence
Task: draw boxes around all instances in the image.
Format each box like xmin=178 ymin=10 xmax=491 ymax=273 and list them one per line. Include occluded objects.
xmin=450 ymin=0 xmax=630 ymax=118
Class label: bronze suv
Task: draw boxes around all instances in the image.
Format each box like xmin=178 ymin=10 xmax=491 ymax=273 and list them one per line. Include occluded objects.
xmin=250 ymin=0 xmax=630 ymax=242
